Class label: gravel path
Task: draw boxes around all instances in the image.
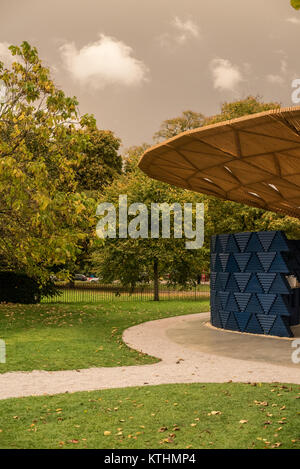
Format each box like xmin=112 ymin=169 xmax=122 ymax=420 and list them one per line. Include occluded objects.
xmin=0 ymin=312 xmax=299 ymax=400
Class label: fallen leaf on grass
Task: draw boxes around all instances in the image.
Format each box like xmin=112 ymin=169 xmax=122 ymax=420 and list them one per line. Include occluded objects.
xmin=158 ymin=427 xmax=168 ymax=433
xmin=254 ymin=401 xmax=268 ymax=407
xmin=208 ymin=411 xmax=222 ymax=416
xmin=271 ymin=442 xmax=282 ymax=448
xmin=160 ymin=437 xmax=174 ymax=444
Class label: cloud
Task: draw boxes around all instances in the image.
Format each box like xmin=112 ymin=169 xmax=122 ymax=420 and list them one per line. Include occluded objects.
xmin=280 ymin=59 xmax=287 ymax=74
xmin=0 ymin=42 xmax=13 ymax=66
xmin=266 ymin=74 xmax=285 ymax=85
xmin=158 ymin=16 xmax=200 ymax=47
xmin=265 ymin=56 xmax=288 ymax=86
xmin=286 ymin=17 xmax=300 ymax=24
xmin=210 ymin=58 xmax=243 ymax=91
xmin=172 ymin=17 xmax=200 ymax=44
xmin=60 ymin=34 xmax=149 ymax=89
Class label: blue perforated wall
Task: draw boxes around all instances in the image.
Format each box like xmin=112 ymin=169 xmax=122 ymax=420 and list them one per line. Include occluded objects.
xmin=210 ymin=231 xmax=300 ymax=337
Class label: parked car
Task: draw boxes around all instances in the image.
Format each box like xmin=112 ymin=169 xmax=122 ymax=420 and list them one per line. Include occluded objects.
xmin=87 ymin=276 xmax=99 ymax=282
xmin=74 ymin=274 xmax=87 ymax=281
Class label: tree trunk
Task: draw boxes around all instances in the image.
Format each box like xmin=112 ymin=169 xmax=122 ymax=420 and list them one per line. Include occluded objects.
xmin=153 ymin=258 xmax=159 ymax=301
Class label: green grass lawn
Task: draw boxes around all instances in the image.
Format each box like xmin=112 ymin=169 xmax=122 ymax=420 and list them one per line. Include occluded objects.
xmin=0 ymin=299 xmax=209 ymax=373
xmin=0 ymin=383 xmax=299 ymax=449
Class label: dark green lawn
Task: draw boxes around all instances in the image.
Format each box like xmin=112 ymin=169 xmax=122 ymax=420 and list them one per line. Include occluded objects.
xmin=0 ymin=383 xmax=299 ymax=449
xmin=0 ymin=300 xmax=209 ymax=373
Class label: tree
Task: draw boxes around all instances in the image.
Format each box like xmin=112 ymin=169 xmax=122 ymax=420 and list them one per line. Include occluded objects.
xmin=291 ymin=0 xmax=300 ymax=10
xmin=153 ymin=110 xmax=205 ymax=142
xmin=92 ymin=146 xmax=205 ymax=301
xmin=123 ymin=143 xmax=150 ymax=174
xmin=69 ymin=125 xmax=122 ymax=277
xmin=204 ymin=95 xmax=280 ymax=125
xmin=75 ymin=125 xmax=122 ymax=192
xmin=0 ymin=42 xmax=97 ymax=286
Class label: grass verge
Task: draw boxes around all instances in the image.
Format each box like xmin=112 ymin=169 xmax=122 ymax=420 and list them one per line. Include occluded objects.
xmin=0 ymin=382 xmax=299 ymax=449
xmin=0 ymin=300 xmax=209 ymax=373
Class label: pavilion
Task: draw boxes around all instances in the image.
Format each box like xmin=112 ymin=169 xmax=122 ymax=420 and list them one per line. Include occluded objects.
xmin=138 ymin=107 xmax=300 ymax=337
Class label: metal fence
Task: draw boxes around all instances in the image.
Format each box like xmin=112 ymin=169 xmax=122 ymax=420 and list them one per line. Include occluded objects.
xmin=42 ymin=281 xmax=210 ymax=303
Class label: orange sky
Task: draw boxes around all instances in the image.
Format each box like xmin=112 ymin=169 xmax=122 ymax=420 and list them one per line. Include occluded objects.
xmin=0 ymin=0 xmax=299 ymax=149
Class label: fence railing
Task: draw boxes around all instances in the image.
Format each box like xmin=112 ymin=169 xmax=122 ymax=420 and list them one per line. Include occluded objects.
xmin=42 ymin=281 xmax=210 ymax=303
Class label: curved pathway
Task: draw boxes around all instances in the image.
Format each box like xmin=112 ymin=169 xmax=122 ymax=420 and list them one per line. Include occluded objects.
xmin=0 ymin=312 xmax=299 ymax=400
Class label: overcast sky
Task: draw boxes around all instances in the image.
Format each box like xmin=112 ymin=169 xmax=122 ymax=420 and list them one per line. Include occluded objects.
xmin=0 ymin=0 xmax=299 ymax=149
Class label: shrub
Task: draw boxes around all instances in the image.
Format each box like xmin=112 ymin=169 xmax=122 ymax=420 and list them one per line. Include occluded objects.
xmin=0 ymin=272 xmax=59 ymax=304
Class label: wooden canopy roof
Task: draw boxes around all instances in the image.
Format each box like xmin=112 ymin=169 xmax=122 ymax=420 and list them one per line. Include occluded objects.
xmin=138 ymin=107 xmax=300 ymax=219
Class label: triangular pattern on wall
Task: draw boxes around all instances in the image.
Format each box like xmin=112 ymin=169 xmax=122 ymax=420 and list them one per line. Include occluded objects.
xmin=269 ymin=231 xmax=290 ymax=252
xmin=234 ymin=232 xmax=251 ymax=252
xmin=257 ymin=294 xmax=276 ymax=314
xmin=235 ymin=312 xmax=251 ymax=332
xmin=233 ymin=273 xmax=251 ymax=292
xmin=257 ymin=232 xmax=276 ymax=252
xmin=211 ymin=253 xmax=217 ymax=271
xmin=226 ymin=235 xmax=240 ymax=253
xmin=225 ymin=312 xmax=240 ymax=331
xmin=269 ymin=253 xmax=289 ymax=273
xmin=269 ymin=274 xmax=290 ymax=294
xmin=226 ymin=254 xmax=240 ymax=273
xmin=226 ymin=293 xmax=240 ymax=312
xmin=215 ymin=274 xmax=223 ymax=291
xmin=219 ymin=310 xmax=230 ymax=328
xmin=219 ymin=253 xmax=230 ymax=272
xmin=214 ymin=254 xmax=222 ymax=272
xmin=212 ymin=310 xmax=223 ymax=329
xmin=269 ymin=315 xmax=292 ymax=337
xmin=218 ymin=291 xmax=230 ymax=309
xmin=219 ymin=234 xmax=230 ymax=253
xmin=234 ymin=253 xmax=251 ymax=272
xmin=245 ymin=253 xmax=264 ymax=272
xmin=257 ymin=273 xmax=276 ymax=293
xmin=226 ymin=274 xmax=240 ymax=292
xmin=218 ymin=272 xmax=230 ymax=290
xmin=256 ymin=314 xmax=276 ymax=334
xmin=269 ymin=295 xmax=290 ymax=316
xmin=246 ymin=314 xmax=263 ymax=334
xmin=247 ymin=233 xmax=264 ymax=252
xmin=210 ymin=231 xmax=296 ymax=338
xmin=215 ymin=236 xmax=223 ymax=253
xmin=234 ymin=293 xmax=251 ymax=312
xmin=245 ymin=294 xmax=264 ymax=313
xmin=257 ymin=252 xmax=276 ymax=272
xmin=210 ymin=272 xmax=217 ymax=290
xmin=245 ymin=274 xmax=264 ymax=293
